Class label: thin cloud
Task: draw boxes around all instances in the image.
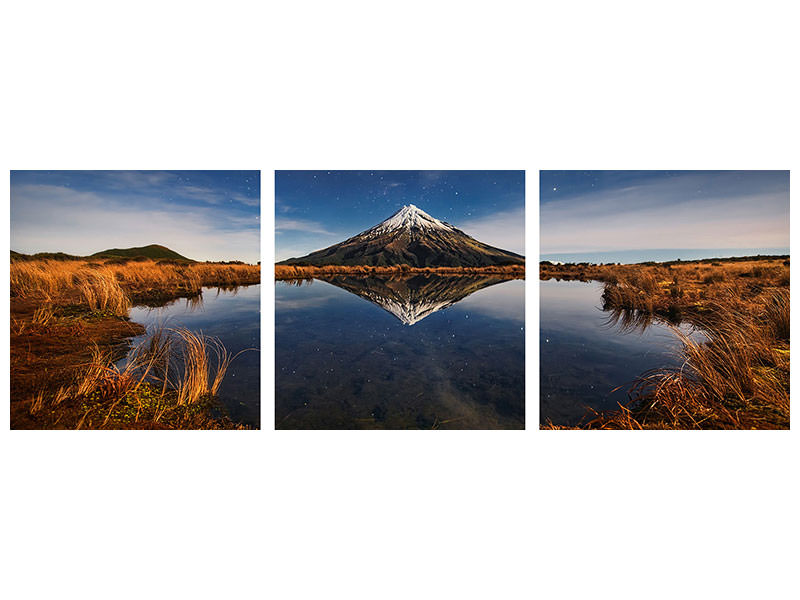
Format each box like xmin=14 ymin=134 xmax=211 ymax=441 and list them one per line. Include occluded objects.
xmin=275 ymin=196 xmax=296 ymax=213
xmin=178 ymin=185 xmax=225 ymax=204
xmin=275 ymin=218 xmax=339 ymax=236
xmin=541 ymin=174 xmax=789 ymax=254
xmin=456 ymin=207 xmax=526 ymax=255
xmin=70 ymin=171 xmax=259 ymax=208
xmin=10 ymin=183 xmax=259 ymax=263
xmin=275 ymin=246 xmax=324 ymax=262
xmin=104 ymin=171 xmax=173 ymax=188
xmin=230 ymin=193 xmax=260 ymax=207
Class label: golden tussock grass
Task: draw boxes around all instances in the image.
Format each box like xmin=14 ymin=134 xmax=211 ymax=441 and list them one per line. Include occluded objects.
xmin=31 ymin=305 xmax=57 ymax=327
xmin=78 ymin=271 xmax=132 ymax=315
xmin=541 ymin=257 xmax=790 ymax=430
xmin=584 ymin=290 xmax=789 ymax=429
xmin=170 ymin=328 xmax=242 ymax=405
xmin=542 ymin=258 xmax=788 ymax=321
xmin=28 ymin=326 xmax=250 ymax=428
xmin=11 ymin=258 xmax=259 ymax=307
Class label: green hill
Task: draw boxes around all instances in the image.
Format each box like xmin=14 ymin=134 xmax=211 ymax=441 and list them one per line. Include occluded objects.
xmin=91 ymin=244 xmax=192 ymax=261
xmin=11 ymin=245 xmax=193 ymax=262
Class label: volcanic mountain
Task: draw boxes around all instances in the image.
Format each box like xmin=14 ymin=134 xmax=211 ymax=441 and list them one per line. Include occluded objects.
xmin=279 ymin=205 xmax=524 ymax=267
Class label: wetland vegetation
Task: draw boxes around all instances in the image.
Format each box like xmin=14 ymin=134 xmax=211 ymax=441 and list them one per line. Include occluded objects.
xmin=10 ymin=254 xmax=261 ymax=429
xmin=540 ymin=256 xmax=789 ymax=429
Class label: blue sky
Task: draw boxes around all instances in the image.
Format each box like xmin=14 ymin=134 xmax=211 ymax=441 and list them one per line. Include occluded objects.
xmin=10 ymin=171 xmax=260 ymax=263
xmin=275 ymin=170 xmax=525 ymax=261
xmin=540 ymin=171 xmax=790 ymax=263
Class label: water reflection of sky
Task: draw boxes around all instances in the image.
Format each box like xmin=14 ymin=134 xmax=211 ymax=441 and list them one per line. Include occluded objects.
xmin=128 ymin=284 xmax=261 ymax=428
xmin=540 ymin=279 xmax=696 ymax=427
xmin=274 ymin=280 xmax=346 ymax=311
xmin=275 ymin=277 xmax=525 ymax=429
xmin=450 ymin=279 xmax=525 ymax=323
xmin=277 ymin=278 xmax=525 ymax=325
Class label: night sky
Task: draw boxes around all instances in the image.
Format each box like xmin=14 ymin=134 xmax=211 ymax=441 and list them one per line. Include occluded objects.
xmin=11 ymin=170 xmax=260 ymax=263
xmin=275 ymin=170 xmax=525 ymax=261
xmin=540 ymin=170 xmax=790 ymax=263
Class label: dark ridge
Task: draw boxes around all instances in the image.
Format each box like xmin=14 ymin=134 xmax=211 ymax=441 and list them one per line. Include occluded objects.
xmin=91 ymin=244 xmax=192 ymax=261
xmin=11 ymin=250 xmax=84 ymax=262
xmin=11 ymin=244 xmax=194 ymax=263
xmin=656 ymin=254 xmax=789 ymax=266
xmin=541 ymin=254 xmax=789 ymax=268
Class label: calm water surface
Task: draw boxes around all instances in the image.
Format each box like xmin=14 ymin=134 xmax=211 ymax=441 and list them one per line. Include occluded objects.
xmin=127 ymin=284 xmax=260 ymax=427
xmin=276 ymin=275 xmax=525 ymax=429
xmin=540 ymin=279 xmax=697 ymax=427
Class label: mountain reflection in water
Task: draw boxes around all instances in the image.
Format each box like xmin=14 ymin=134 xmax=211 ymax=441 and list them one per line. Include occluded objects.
xmin=275 ymin=274 xmax=525 ymax=429
xmin=311 ymin=273 xmax=517 ymax=325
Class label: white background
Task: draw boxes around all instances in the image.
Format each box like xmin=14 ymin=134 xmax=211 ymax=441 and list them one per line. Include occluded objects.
xmin=1 ymin=1 xmax=797 ymax=599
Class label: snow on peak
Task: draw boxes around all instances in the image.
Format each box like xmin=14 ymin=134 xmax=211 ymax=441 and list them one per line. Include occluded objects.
xmin=360 ymin=289 xmax=456 ymax=325
xmin=367 ymin=204 xmax=454 ymax=236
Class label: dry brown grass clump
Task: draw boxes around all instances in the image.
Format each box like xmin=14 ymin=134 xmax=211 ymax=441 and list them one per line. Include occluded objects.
xmin=170 ymin=328 xmax=241 ymax=405
xmin=584 ymin=289 xmax=789 ymax=430
xmin=25 ymin=326 xmax=249 ymax=429
xmin=78 ymin=271 xmax=132 ymax=315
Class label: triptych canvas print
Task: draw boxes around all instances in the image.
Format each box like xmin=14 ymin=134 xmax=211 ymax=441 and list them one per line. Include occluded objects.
xmin=8 ymin=170 xmax=790 ymax=430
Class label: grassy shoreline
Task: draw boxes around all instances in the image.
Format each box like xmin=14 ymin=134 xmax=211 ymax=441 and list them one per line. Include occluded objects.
xmin=275 ymin=263 xmax=525 ymax=280
xmin=10 ymin=257 xmax=261 ymax=429
xmin=540 ymin=256 xmax=790 ymax=429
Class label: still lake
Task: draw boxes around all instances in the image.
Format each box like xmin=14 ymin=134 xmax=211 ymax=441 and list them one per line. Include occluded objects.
xmin=127 ymin=284 xmax=261 ymax=428
xmin=275 ymin=275 xmax=525 ymax=429
xmin=540 ymin=279 xmax=697 ymax=427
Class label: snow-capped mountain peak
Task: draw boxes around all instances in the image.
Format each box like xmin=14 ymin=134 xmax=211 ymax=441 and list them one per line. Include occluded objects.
xmin=279 ymin=204 xmax=524 ymax=268
xmin=367 ymin=204 xmax=454 ymax=236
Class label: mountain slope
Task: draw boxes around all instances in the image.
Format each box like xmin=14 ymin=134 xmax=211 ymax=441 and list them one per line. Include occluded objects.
xmin=279 ymin=205 xmax=524 ymax=267
xmin=91 ymin=244 xmax=191 ymax=261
